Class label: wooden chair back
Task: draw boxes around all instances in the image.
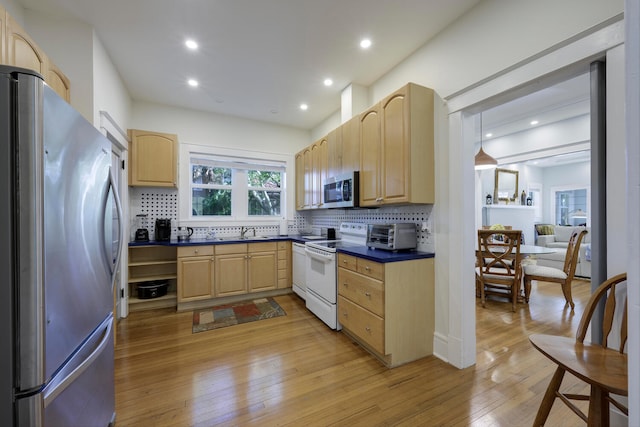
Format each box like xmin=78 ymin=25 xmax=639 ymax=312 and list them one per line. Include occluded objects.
xmin=576 ymin=272 xmax=627 ymax=353
xmin=477 ymin=229 xmax=522 ymax=276
xmin=562 ymin=229 xmax=588 ymax=279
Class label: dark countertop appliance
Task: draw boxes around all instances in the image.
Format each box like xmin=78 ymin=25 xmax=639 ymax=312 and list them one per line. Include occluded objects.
xmin=155 ymin=218 xmax=171 ymax=241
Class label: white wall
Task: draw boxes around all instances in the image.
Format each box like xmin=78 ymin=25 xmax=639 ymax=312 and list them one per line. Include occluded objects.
xmin=131 ymin=101 xmax=309 ymax=155
xmin=92 ymin=35 xmax=132 ymax=130
xmin=1 ymin=0 xmax=22 ymax=21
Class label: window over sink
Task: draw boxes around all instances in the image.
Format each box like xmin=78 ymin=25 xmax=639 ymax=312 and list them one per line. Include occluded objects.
xmin=189 ymin=153 xmax=285 ymax=219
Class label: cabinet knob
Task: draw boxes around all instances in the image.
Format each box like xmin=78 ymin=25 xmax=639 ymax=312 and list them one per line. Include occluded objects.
xmin=343 ymin=259 xmax=347 ymax=264
xmin=343 ymin=312 xmax=348 ymax=317
xmin=365 ymin=292 xmax=371 ymax=298
xmin=365 ymin=266 xmax=370 ymax=271
xmin=365 ymin=326 xmax=371 ymax=333
xmin=342 ymin=282 xmax=348 ymax=287
xmin=194 ymin=249 xmax=199 ymax=254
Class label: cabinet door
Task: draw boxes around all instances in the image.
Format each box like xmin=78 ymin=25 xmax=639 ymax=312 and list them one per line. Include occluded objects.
xmin=0 ymin=8 xmax=6 ymax=64
xmin=302 ymin=147 xmax=312 ymax=209
xmin=129 ymin=129 xmax=178 ymax=187
xmin=381 ymin=91 xmax=410 ymax=204
xmin=341 ymin=116 xmax=361 ymax=175
xmin=46 ymin=61 xmax=71 ymax=102
xmin=215 ymin=253 xmax=247 ymax=296
xmin=311 ymin=139 xmax=327 ymax=208
xmin=178 ymin=256 xmax=214 ymax=302
xmin=326 ymin=128 xmax=341 ymax=179
xmin=360 ymin=108 xmax=381 ymax=206
xmin=248 ymin=251 xmax=277 ymax=292
xmin=295 ymin=151 xmax=305 ymax=210
xmin=5 ymin=13 xmax=46 ymax=74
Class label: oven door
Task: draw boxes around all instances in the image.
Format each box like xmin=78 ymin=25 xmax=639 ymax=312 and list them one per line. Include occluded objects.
xmin=304 ymin=245 xmax=340 ymax=330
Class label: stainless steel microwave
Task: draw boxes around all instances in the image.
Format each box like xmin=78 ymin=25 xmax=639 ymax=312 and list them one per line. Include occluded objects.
xmin=323 ymin=171 xmax=359 ymax=208
xmin=367 ymin=223 xmax=417 ymax=251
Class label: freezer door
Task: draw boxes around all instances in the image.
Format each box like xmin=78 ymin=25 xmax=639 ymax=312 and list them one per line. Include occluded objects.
xmin=42 ymin=315 xmax=115 ymax=427
xmin=43 ymin=86 xmax=116 ymax=380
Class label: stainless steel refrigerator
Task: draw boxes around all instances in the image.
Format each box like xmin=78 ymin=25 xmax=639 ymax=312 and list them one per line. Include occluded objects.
xmin=0 ymin=66 xmax=123 ymax=426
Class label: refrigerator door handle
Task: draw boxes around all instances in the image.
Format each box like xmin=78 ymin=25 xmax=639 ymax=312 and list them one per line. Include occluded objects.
xmin=42 ymin=316 xmax=113 ymax=407
xmin=103 ymin=166 xmax=124 ymax=287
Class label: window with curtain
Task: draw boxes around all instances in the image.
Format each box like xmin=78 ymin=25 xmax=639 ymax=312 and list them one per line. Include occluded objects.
xmin=190 ymin=155 xmax=284 ymax=218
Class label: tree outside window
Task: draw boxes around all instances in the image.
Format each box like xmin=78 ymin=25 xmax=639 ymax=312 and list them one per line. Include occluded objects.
xmin=248 ymin=170 xmax=281 ymax=216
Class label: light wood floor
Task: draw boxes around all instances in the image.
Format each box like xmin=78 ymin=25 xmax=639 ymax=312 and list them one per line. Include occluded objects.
xmin=114 ymin=279 xmax=593 ymax=426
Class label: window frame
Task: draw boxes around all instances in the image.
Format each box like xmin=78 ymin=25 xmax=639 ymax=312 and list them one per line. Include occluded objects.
xmin=179 ymin=143 xmax=293 ymax=225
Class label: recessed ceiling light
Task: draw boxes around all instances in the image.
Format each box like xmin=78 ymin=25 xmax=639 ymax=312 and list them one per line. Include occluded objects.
xmin=185 ymin=39 xmax=198 ymax=50
xmin=187 ymin=79 xmax=199 ymax=87
xmin=485 ymin=132 xmax=493 ymax=138
xmin=360 ymin=38 xmax=372 ymax=49
xmin=530 ymin=120 xmax=539 ymax=125
xmin=323 ymin=78 xmax=333 ymax=87
xmin=300 ymin=103 xmax=308 ymax=111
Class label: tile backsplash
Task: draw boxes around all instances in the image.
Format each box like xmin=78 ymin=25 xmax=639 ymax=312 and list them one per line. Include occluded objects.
xmin=129 ymin=187 xmax=434 ymax=252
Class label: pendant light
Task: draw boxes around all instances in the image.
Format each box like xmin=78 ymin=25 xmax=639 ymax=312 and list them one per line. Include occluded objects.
xmin=474 ymin=113 xmax=498 ymax=170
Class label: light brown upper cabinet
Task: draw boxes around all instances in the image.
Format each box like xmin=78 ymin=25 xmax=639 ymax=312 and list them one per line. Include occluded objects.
xmin=311 ymin=138 xmax=328 ymax=208
xmin=326 ymin=128 xmax=341 ymax=179
xmin=1 ymin=7 xmax=71 ymax=102
xmin=340 ymin=116 xmax=361 ymax=175
xmin=5 ymin=13 xmax=46 ymax=75
xmin=128 ymin=129 xmax=178 ymax=187
xmin=46 ymin=61 xmax=71 ymax=102
xmin=295 ymin=151 xmax=305 ymax=210
xmin=359 ymin=83 xmax=434 ymax=206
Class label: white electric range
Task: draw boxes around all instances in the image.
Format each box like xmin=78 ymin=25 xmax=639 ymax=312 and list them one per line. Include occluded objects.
xmin=304 ymin=222 xmax=367 ymax=329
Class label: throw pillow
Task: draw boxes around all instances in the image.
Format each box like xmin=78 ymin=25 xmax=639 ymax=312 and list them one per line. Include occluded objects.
xmin=535 ymin=224 xmax=555 ymax=235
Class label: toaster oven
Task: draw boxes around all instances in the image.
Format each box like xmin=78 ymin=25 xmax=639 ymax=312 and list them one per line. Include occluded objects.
xmin=366 ymin=223 xmax=417 ymax=251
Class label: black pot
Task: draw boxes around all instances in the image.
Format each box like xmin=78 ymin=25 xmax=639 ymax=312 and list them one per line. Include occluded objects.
xmin=137 ymin=281 xmax=168 ymax=299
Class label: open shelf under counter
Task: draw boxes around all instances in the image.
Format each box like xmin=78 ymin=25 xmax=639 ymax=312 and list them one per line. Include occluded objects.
xmin=128 ymin=292 xmax=177 ymax=312
xmin=128 ymin=245 xmax=178 ymax=311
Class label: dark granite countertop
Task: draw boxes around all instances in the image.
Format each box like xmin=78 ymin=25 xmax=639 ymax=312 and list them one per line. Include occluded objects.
xmin=128 ymin=235 xmax=435 ymax=262
xmin=337 ymin=246 xmax=434 ymax=263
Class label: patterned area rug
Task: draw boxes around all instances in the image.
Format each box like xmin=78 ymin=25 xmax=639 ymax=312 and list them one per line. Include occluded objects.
xmin=192 ymin=297 xmax=286 ymax=333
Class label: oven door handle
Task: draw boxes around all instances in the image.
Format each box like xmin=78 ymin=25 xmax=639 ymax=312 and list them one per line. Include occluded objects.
xmin=305 ymin=248 xmax=334 ymax=263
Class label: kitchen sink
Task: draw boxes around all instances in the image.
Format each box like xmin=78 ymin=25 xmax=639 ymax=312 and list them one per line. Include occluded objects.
xmin=215 ymin=235 xmax=271 ymax=241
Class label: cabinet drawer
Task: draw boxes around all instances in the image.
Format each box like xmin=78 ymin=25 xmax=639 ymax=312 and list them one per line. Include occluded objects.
xmin=338 ymin=268 xmax=384 ymax=317
xmin=278 ymin=268 xmax=288 ymax=279
xmin=277 ymin=259 xmax=287 ymax=270
xmin=177 ymin=246 xmax=214 ymax=258
xmin=215 ymin=243 xmax=247 ymax=255
xmin=277 ymin=241 xmax=288 ymax=250
xmin=338 ymin=296 xmax=384 ymax=354
xmin=338 ymin=253 xmax=357 ymax=272
xmin=356 ymin=258 xmax=384 ymax=281
xmin=248 ymin=242 xmax=277 ymax=252
xmin=277 ymin=250 xmax=288 ymax=260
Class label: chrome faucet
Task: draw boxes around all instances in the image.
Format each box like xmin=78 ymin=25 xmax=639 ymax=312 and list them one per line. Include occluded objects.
xmin=240 ymin=226 xmax=256 ymax=238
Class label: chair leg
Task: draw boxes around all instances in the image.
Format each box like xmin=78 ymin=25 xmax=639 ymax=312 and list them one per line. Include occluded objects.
xmin=533 ymin=366 xmax=565 ymax=427
xmin=480 ymin=279 xmax=486 ymax=308
xmin=564 ymin=280 xmax=575 ymax=310
xmin=524 ymin=276 xmax=532 ymax=303
xmin=560 ymin=280 xmax=575 ymax=310
xmin=511 ymin=283 xmax=517 ymax=312
xmin=587 ymin=386 xmax=609 ymax=427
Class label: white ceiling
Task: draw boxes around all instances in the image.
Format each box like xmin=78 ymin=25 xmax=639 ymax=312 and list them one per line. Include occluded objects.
xmin=19 ymin=0 xmax=482 ymax=130
xmin=19 ymin=0 xmax=592 ymax=160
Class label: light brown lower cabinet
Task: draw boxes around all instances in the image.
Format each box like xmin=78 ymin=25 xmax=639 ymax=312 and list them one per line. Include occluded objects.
xmin=177 ymin=246 xmax=214 ymax=302
xmin=214 ymin=244 xmax=249 ymax=297
xmin=338 ymin=253 xmax=434 ymax=367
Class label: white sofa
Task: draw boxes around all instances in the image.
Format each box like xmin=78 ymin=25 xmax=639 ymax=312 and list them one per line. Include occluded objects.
xmin=534 ymin=225 xmax=591 ymax=279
